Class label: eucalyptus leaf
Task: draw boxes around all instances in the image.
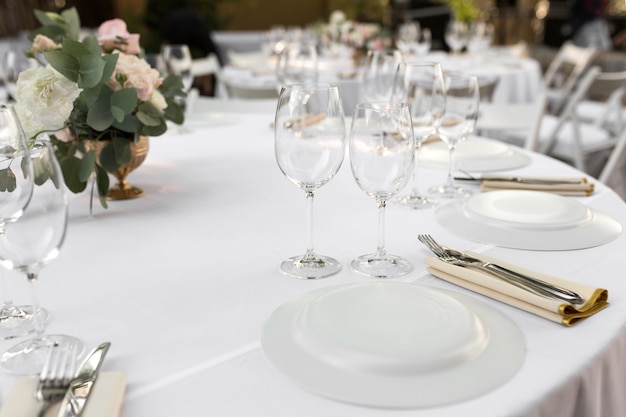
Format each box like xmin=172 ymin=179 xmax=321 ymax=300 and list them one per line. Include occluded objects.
xmin=111 ymin=88 xmax=138 ymax=114
xmin=59 ymin=156 xmax=87 ymax=193
xmin=95 ymin=163 xmax=109 ymax=198
xmin=77 ymin=55 xmax=106 ymax=89
xmin=100 ymin=54 xmax=118 ymax=83
xmin=83 ymin=36 xmax=102 ymax=56
xmin=79 ymin=84 xmax=102 ymax=107
xmin=111 ymin=106 xmax=125 ymax=123
xmin=137 ymin=101 xmax=163 ymax=126
xmin=34 ymin=9 xmax=62 ymax=27
xmin=78 ymin=149 xmax=96 ymax=182
xmin=87 ymin=87 xmax=114 ymax=131
xmin=112 ymin=136 xmax=132 ymax=165
xmin=112 ymin=115 xmax=141 ymax=133
xmin=62 ymin=37 xmax=90 ymax=58
xmin=32 ymin=158 xmax=50 ymax=186
xmin=0 ymin=168 xmax=17 ymax=192
xmin=44 ymin=50 xmax=80 ymax=82
xmin=141 ymin=119 xmax=167 ymax=136
xmin=164 ymin=100 xmax=184 ymax=124
xmin=61 ymin=7 xmax=81 ymax=41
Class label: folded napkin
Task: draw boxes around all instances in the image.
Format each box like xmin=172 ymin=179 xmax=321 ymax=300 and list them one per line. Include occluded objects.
xmin=0 ymin=371 xmax=127 ymax=417
xmin=425 ymin=252 xmax=609 ymax=326
xmin=479 ymin=175 xmax=594 ymax=196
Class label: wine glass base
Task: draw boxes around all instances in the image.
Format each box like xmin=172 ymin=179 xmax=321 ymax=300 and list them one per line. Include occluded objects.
xmin=393 ymin=193 xmax=438 ymax=209
xmin=0 ymin=334 xmax=84 ymax=375
xmin=280 ymin=254 xmax=342 ymax=279
xmin=428 ymin=183 xmax=473 ymax=199
xmin=351 ymin=254 xmax=413 ymax=279
xmin=0 ymin=306 xmax=49 ymax=340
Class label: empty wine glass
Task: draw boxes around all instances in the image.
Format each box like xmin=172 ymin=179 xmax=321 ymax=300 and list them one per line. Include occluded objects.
xmin=349 ymin=102 xmax=415 ymax=278
xmin=362 ymin=50 xmax=403 ymax=103
xmin=276 ymin=40 xmax=318 ymax=88
xmin=161 ymin=44 xmax=193 ymax=92
xmin=0 ymin=105 xmax=42 ymax=340
xmin=467 ymin=22 xmax=495 ymax=54
xmin=414 ymin=28 xmax=432 ymax=56
xmin=395 ymin=21 xmax=420 ymax=54
xmin=429 ymin=73 xmax=480 ymax=198
xmin=275 ymin=83 xmax=346 ymax=279
xmin=0 ymin=139 xmax=83 ymax=375
xmin=391 ymin=62 xmax=446 ymax=209
xmin=445 ymin=21 xmax=470 ymax=55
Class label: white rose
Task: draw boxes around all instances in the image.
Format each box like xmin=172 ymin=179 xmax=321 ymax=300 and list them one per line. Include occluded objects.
xmin=329 ymin=10 xmax=346 ymax=26
xmin=14 ymin=65 xmax=81 ymax=139
xmin=148 ymin=89 xmax=167 ymax=113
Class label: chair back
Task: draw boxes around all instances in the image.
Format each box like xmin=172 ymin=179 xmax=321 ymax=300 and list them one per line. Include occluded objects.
xmin=542 ymin=42 xmax=596 ymax=114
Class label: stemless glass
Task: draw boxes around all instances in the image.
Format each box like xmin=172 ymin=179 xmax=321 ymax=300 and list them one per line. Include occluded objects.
xmin=429 ymin=73 xmax=480 ymax=198
xmin=276 ymin=40 xmax=318 ymax=88
xmin=391 ymin=62 xmax=446 ymax=209
xmin=275 ymin=83 xmax=346 ymax=279
xmin=0 ymin=140 xmax=83 ymax=375
xmin=362 ymin=50 xmax=403 ymax=103
xmin=349 ymin=102 xmax=415 ymax=278
xmin=0 ymin=106 xmax=41 ymax=340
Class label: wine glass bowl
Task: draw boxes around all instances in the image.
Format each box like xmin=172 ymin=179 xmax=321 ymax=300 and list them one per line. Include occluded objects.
xmin=275 ymin=40 xmax=318 ymax=88
xmin=362 ymin=50 xmax=402 ymax=103
xmin=349 ymin=102 xmax=415 ymax=279
xmin=391 ymin=62 xmax=446 ymax=209
xmin=445 ymin=21 xmax=470 ymax=55
xmin=0 ymin=139 xmax=83 ymax=375
xmin=429 ymin=73 xmax=480 ymax=198
xmin=275 ymin=83 xmax=346 ymax=279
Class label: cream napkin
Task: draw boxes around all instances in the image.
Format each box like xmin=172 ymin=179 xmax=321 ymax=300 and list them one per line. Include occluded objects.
xmin=0 ymin=371 xmax=127 ymax=417
xmin=425 ymin=252 xmax=608 ymax=326
xmin=479 ymin=175 xmax=594 ymax=196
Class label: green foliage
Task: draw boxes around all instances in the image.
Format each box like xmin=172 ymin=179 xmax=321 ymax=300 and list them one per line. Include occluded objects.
xmin=439 ymin=0 xmax=480 ymax=23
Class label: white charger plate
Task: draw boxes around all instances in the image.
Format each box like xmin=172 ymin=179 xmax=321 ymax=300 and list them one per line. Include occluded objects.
xmin=436 ymin=190 xmax=622 ymax=250
xmin=420 ymin=136 xmax=531 ymax=171
xmin=261 ymin=282 xmax=525 ymax=409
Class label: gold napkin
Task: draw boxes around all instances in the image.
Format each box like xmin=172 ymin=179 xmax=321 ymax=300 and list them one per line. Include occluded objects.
xmin=0 ymin=371 xmax=127 ymax=417
xmin=479 ymin=175 xmax=594 ymax=196
xmin=425 ymin=252 xmax=608 ymax=326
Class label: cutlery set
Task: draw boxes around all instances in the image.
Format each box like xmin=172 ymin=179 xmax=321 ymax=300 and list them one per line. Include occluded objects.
xmin=35 ymin=342 xmax=110 ymax=417
xmin=418 ymin=234 xmax=585 ymax=305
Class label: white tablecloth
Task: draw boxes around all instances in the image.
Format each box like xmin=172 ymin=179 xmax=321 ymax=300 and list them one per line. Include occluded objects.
xmin=0 ymin=108 xmax=625 ymax=417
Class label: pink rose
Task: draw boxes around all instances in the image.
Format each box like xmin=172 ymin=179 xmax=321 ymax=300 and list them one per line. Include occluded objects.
xmin=97 ymin=18 xmax=141 ymax=55
xmin=108 ymin=53 xmax=162 ymax=101
xmin=32 ymin=34 xmax=59 ymax=52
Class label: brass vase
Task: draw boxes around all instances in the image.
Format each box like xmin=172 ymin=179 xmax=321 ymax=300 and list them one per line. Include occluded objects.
xmin=85 ymin=135 xmax=149 ymax=200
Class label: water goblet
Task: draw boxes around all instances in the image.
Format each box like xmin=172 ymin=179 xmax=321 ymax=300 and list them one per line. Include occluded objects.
xmin=274 ymin=83 xmax=346 ymax=279
xmin=0 ymin=139 xmax=83 ymax=375
xmin=445 ymin=20 xmax=470 ymax=55
xmin=0 ymin=105 xmax=43 ymax=340
xmin=428 ymin=73 xmax=480 ymax=198
xmin=349 ymin=102 xmax=415 ymax=278
xmin=362 ymin=49 xmax=403 ymax=103
xmin=391 ymin=62 xmax=446 ymax=209
xmin=395 ymin=21 xmax=420 ymax=55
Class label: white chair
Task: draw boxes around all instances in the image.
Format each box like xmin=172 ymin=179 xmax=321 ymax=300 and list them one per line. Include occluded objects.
xmin=575 ymin=69 xmax=626 ymax=135
xmin=190 ymin=53 xmax=228 ymax=98
xmin=599 ymin=127 xmax=626 ymax=183
xmin=542 ymin=41 xmax=596 ymax=115
xmin=476 ymin=91 xmax=547 ymax=151
xmin=506 ymin=66 xmax=623 ymax=176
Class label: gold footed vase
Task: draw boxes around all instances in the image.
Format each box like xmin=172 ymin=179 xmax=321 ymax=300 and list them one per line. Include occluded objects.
xmin=85 ymin=135 xmax=149 ymax=200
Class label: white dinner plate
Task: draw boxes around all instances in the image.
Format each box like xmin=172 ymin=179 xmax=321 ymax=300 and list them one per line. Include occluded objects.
xmin=420 ymin=136 xmax=531 ymax=171
xmin=436 ymin=190 xmax=622 ymax=250
xmin=261 ymin=282 xmax=525 ymax=409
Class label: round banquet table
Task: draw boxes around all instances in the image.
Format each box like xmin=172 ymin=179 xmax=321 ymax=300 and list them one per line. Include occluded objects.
xmin=219 ymin=50 xmax=542 ymax=114
xmin=0 ymin=104 xmax=625 ymax=417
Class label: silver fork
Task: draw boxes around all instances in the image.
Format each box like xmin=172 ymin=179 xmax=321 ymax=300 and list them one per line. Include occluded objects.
xmin=36 ymin=340 xmax=79 ymax=417
xmin=417 ymin=234 xmax=584 ymax=305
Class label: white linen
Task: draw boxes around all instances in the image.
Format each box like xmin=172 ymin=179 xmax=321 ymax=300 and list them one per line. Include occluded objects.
xmin=0 ymin=110 xmax=625 ymax=416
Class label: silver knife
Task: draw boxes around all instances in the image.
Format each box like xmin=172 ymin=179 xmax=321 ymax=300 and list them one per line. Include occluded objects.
xmin=453 ymin=176 xmax=587 ymax=185
xmin=55 ymin=342 xmax=111 ymax=417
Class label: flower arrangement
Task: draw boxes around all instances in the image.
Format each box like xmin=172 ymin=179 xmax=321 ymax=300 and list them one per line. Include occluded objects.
xmin=16 ymin=7 xmax=185 ymax=208
xmin=313 ymin=10 xmax=390 ymax=53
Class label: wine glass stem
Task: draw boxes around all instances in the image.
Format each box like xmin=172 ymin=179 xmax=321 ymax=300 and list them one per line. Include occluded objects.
xmin=304 ymin=190 xmax=316 ymax=260
xmin=26 ymin=272 xmax=45 ymax=338
xmin=375 ymin=199 xmax=387 ymax=258
xmin=0 ymin=269 xmax=16 ymax=316
xmin=410 ymin=146 xmax=422 ymax=196
xmin=446 ymin=144 xmax=457 ymax=189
